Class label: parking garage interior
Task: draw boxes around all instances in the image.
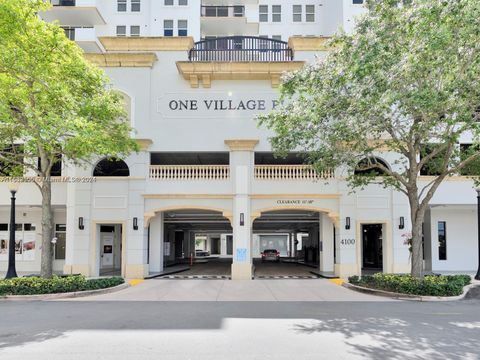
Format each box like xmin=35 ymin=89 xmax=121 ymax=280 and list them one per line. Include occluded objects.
xmin=160 ymin=209 xmax=324 ymax=278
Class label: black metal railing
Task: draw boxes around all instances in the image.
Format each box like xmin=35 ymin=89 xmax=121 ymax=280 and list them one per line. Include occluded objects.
xmin=201 ymin=6 xmax=245 ymax=17
xmin=52 ymin=0 xmax=76 ymax=6
xmin=188 ymin=36 xmax=294 ymax=62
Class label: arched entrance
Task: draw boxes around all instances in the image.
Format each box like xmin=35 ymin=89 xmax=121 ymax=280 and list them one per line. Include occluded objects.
xmin=147 ymin=207 xmax=233 ymax=277
xmin=251 ymin=209 xmax=336 ymax=278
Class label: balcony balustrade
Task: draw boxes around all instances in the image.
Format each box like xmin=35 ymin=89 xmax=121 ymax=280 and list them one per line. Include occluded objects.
xmin=149 ymin=165 xmax=230 ymax=180
xmin=254 ymin=165 xmax=334 ymax=180
xmin=188 ymin=36 xmax=293 ymax=62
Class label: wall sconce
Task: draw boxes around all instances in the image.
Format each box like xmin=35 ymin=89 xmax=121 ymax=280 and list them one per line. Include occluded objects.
xmin=345 ymin=217 xmax=351 ymax=230
xmin=78 ymin=217 xmax=84 ymax=230
xmin=133 ymin=217 xmax=138 ymax=230
xmin=240 ymin=213 xmax=244 ymax=226
xmin=399 ymin=216 xmax=405 ymax=229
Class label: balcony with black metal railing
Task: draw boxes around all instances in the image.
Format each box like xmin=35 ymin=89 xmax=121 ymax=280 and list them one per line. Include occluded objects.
xmin=188 ymin=36 xmax=293 ymax=62
xmin=177 ymin=36 xmax=304 ymax=88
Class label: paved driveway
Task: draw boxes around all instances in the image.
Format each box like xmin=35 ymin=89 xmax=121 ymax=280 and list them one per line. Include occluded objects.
xmin=62 ymin=278 xmax=394 ymax=302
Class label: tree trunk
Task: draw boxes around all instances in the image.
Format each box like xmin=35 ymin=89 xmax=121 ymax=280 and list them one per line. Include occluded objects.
xmin=40 ymin=179 xmax=53 ymax=278
xmin=409 ymin=198 xmax=425 ymax=278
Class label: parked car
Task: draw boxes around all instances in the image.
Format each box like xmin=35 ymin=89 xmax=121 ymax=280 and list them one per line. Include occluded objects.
xmin=261 ymin=249 xmax=280 ymax=262
xmin=195 ymin=249 xmax=210 ymax=257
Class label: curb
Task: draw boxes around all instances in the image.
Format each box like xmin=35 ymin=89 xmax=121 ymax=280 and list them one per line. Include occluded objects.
xmin=342 ymin=282 xmax=479 ymax=301
xmin=0 ymin=282 xmax=129 ymax=301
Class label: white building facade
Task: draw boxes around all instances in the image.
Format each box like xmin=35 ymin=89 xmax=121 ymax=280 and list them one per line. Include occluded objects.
xmin=0 ymin=0 xmax=478 ymax=279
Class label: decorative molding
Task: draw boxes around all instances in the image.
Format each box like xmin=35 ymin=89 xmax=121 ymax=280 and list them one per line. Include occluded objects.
xmin=85 ymin=53 xmax=157 ymax=67
xmin=98 ymin=36 xmax=194 ymax=51
xmin=224 ymin=139 xmax=259 ymax=151
xmin=418 ymin=176 xmax=478 ymax=182
xmin=135 ymin=138 xmax=153 ymax=150
xmin=250 ymin=194 xmax=341 ymax=199
xmin=288 ymin=36 xmax=332 ymax=51
xmin=144 ymin=206 xmax=233 ymax=227
xmin=176 ymin=61 xmax=305 ymax=88
xmin=142 ymin=194 xmax=234 ymax=199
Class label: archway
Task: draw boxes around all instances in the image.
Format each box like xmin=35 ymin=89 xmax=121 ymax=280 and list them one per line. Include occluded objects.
xmin=354 ymin=157 xmax=390 ymax=176
xmin=147 ymin=207 xmax=233 ymax=278
xmin=251 ymin=209 xmax=336 ymax=278
xmin=93 ymin=158 xmax=130 ymax=177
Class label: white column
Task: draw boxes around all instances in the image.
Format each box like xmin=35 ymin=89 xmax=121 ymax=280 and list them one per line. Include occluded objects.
xmin=149 ymin=213 xmax=163 ymax=273
xmin=225 ymin=140 xmax=258 ymax=280
xmin=320 ymin=213 xmax=335 ymax=273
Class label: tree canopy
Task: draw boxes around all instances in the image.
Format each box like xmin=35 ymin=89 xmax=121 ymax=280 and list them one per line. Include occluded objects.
xmin=258 ymin=0 xmax=480 ymax=277
xmin=0 ymin=0 xmax=138 ymax=277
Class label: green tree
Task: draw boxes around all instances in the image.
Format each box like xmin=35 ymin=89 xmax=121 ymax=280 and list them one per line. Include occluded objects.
xmin=0 ymin=0 xmax=138 ymax=278
xmin=258 ymin=0 xmax=480 ymax=277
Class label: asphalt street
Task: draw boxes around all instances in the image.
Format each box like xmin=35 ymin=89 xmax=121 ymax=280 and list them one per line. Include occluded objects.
xmin=1 ymin=297 xmax=479 ymax=360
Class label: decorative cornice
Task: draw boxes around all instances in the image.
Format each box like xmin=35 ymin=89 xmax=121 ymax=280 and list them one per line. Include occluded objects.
xmin=142 ymin=194 xmax=234 ymax=199
xmin=224 ymin=139 xmax=259 ymax=151
xmin=176 ymin=61 xmax=305 ymax=88
xmin=98 ymin=36 xmax=194 ymax=51
xmin=250 ymin=194 xmax=341 ymax=199
xmin=85 ymin=53 xmax=157 ymax=67
xmin=135 ymin=138 xmax=153 ymax=150
xmin=288 ymin=36 xmax=332 ymax=51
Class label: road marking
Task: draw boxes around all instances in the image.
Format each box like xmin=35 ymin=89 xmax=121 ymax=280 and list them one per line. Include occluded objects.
xmin=128 ymin=279 xmax=144 ymax=286
xmin=329 ymin=279 xmax=345 ymax=285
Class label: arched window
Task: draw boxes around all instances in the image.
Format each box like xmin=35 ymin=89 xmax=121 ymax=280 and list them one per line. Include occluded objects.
xmin=93 ymin=158 xmax=130 ymax=177
xmin=354 ymin=157 xmax=389 ymax=176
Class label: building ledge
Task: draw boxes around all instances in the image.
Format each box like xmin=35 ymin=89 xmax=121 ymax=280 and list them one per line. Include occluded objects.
xmin=98 ymin=37 xmax=194 ymax=51
xmin=176 ymin=61 xmax=305 ymax=88
xmin=288 ymin=36 xmax=332 ymax=51
xmin=85 ymin=53 xmax=157 ymax=67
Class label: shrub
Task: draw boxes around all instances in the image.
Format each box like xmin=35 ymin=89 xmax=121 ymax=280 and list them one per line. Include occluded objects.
xmin=0 ymin=275 xmax=124 ymax=296
xmin=348 ymin=273 xmax=471 ymax=297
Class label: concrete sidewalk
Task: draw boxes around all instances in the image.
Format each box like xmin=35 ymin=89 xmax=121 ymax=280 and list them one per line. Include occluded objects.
xmin=60 ymin=278 xmax=396 ymax=302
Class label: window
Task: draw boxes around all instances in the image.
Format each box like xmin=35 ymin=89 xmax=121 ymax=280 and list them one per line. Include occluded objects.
xmin=420 ymin=144 xmax=445 ymax=176
xmin=272 ymin=35 xmax=282 ymax=41
xmin=130 ymin=25 xmax=140 ymax=36
xmin=459 ymin=144 xmax=480 ymax=176
xmin=163 ymin=20 xmax=173 ymax=36
xmin=217 ymin=6 xmax=228 ymax=17
xmin=259 ymin=5 xmax=268 ymax=22
xmin=178 ymin=20 xmax=187 ymax=36
xmin=164 ymin=0 xmax=173 ymax=5
xmin=233 ymin=6 xmax=244 ymax=17
xmin=353 ymin=0 xmax=364 ymax=4
xmin=306 ymin=5 xmax=315 ymax=22
xmin=54 ymin=224 xmax=66 ymax=260
xmin=272 ymin=5 xmax=281 ymax=22
xmin=62 ymin=27 xmax=75 ymax=40
xmin=178 ymin=0 xmax=188 ymax=5
xmin=38 ymin=154 xmax=62 ymax=176
xmin=93 ymin=158 xmax=130 ymax=177
xmin=438 ymin=221 xmax=446 ymax=260
xmin=293 ymin=5 xmax=302 ymax=22
xmin=354 ymin=157 xmax=389 ymax=176
xmin=131 ymin=0 xmax=140 ymax=12
xmin=116 ymin=25 xmax=126 ymax=37
xmin=117 ymin=0 xmax=126 ymax=12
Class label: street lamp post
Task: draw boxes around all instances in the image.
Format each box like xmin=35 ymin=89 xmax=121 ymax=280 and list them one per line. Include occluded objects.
xmin=5 ymin=182 xmax=19 ymax=279
xmin=476 ymin=189 xmax=480 ymax=280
